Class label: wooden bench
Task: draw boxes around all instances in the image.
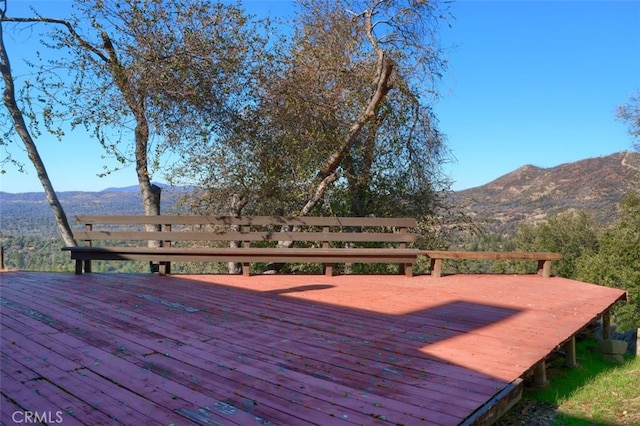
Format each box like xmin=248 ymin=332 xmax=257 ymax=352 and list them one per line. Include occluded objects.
xmin=425 ymin=251 xmax=563 ymax=278
xmin=62 ymin=215 xmax=421 ymax=277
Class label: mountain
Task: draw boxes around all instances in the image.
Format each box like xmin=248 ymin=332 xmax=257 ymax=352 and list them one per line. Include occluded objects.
xmin=0 ymin=187 xmax=186 ymax=239
xmin=453 ymin=151 xmax=640 ymax=234
xmin=100 ymin=182 xmax=174 ymax=193
xmin=1 ymin=152 xmax=638 ymax=239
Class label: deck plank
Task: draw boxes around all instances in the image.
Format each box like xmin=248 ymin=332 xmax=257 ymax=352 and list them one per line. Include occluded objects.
xmin=1 ymin=271 xmax=626 ymax=425
xmin=4 ymin=274 xmax=501 ymax=404
xmin=2 ymin=277 xmax=461 ymax=424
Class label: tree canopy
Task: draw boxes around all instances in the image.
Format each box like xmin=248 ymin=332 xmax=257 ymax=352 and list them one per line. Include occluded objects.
xmin=576 ymin=192 xmax=640 ymax=330
xmin=617 ymin=89 xmax=640 ymax=152
xmin=169 ymin=0 xmax=453 ymax=221
xmin=14 ymin=0 xmax=270 ymax=217
xmin=514 ymin=211 xmax=600 ymax=279
xmin=4 ymin=0 xmax=456 ymax=262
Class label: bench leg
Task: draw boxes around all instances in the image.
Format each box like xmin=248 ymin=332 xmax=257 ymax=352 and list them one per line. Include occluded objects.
xmin=242 ymin=263 xmax=250 ymax=276
xmin=404 ymin=263 xmax=413 ymax=277
xmin=158 ymin=262 xmax=170 ymax=276
xmin=323 ymin=263 xmax=333 ymax=277
xmin=538 ymin=260 xmax=552 ymax=278
xmin=84 ymin=260 xmax=92 ymax=273
xmin=430 ymin=258 xmax=442 ymax=278
xmin=74 ymin=260 xmax=83 ymax=275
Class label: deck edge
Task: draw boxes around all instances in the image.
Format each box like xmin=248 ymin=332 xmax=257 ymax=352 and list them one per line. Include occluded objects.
xmin=460 ymin=378 xmax=523 ymax=426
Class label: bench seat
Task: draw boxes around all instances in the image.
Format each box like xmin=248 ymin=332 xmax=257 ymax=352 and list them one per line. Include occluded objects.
xmin=63 ymin=246 xmax=422 ymax=276
xmin=425 ymin=250 xmax=563 ymax=278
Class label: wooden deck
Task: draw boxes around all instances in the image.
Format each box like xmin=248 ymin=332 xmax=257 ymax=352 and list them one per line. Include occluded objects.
xmin=0 ymin=272 xmax=626 ymax=425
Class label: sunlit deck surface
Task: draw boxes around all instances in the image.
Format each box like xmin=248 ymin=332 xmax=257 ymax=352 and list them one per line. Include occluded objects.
xmin=0 ymin=272 xmax=626 ymax=425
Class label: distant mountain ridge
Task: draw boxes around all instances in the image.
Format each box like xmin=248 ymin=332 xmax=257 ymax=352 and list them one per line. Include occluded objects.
xmin=1 ymin=152 xmax=638 ymax=238
xmin=453 ymin=151 xmax=640 ymax=233
xmin=0 ymin=185 xmax=186 ymax=238
xmin=99 ymin=182 xmax=175 ymax=193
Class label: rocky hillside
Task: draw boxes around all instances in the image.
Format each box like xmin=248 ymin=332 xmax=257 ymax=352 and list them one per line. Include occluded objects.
xmin=453 ymin=151 xmax=640 ymax=234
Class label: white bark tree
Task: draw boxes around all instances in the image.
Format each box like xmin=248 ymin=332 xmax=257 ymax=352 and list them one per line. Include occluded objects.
xmin=1 ymin=4 xmax=75 ymax=245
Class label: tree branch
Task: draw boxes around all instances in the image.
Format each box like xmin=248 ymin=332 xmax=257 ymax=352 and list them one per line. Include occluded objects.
xmin=1 ymin=15 xmax=109 ymax=62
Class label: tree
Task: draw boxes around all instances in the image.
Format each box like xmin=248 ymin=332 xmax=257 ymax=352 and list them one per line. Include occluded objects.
xmin=617 ymin=89 xmax=640 ymax=152
xmin=514 ymin=211 xmax=599 ymax=278
xmin=18 ymin=0 xmax=267 ymax=221
xmin=174 ymin=0 xmax=452 ymax=222
xmin=271 ymin=0 xmax=451 ymax=219
xmin=1 ymin=1 xmax=75 ymax=246
xmin=576 ymin=192 xmax=640 ymax=330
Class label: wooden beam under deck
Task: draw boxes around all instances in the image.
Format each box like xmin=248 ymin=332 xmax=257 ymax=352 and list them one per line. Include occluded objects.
xmin=0 ymin=272 xmax=626 ymax=425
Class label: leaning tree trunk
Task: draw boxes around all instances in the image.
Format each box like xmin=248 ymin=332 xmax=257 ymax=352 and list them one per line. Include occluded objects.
xmin=267 ymin=11 xmax=394 ymax=274
xmin=128 ymin=112 xmax=163 ymax=252
xmin=297 ymin=9 xmax=394 ymax=219
xmin=0 ymin=23 xmax=76 ymax=246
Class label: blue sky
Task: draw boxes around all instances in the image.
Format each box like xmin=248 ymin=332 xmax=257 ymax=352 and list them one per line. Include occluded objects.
xmin=1 ymin=0 xmax=639 ymax=193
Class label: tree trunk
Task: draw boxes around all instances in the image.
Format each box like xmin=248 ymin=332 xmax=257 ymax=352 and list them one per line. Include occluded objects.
xmin=1 ymin=23 xmax=76 ymax=246
xmin=299 ymin=34 xmax=394 ymax=217
xmin=227 ymin=193 xmax=248 ymax=274
xmin=131 ymin=116 xmax=163 ymax=249
xmin=101 ymin=31 xmax=161 ymax=246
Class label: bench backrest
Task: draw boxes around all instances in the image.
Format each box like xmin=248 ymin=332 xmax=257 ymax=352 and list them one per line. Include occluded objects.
xmin=72 ymin=215 xmax=417 ymax=247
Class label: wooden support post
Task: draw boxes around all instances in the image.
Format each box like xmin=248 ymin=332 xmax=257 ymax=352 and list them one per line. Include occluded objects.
xmin=602 ymin=310 xmax=611 ymax=340
xmin=322 ymin=226 xmax=333 ymax=276
xmin=398 ymin=227 xmax=407 ymax=275
xmin=163 ymin=224 xmax=172 ymax=248
xmin=565 ymin=335 xmax=578 ymax=368
xmin=83 ymin=223 xmax=92 ymax=273
xmin=533 ymin=359 xmax=549 ymax=388
xmin=160 ymin=223 xmax=171 ymax=274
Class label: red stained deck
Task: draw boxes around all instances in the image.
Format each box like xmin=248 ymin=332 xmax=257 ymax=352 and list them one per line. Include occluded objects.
xmin=0 ymin=272 xmax=626 ymax=425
